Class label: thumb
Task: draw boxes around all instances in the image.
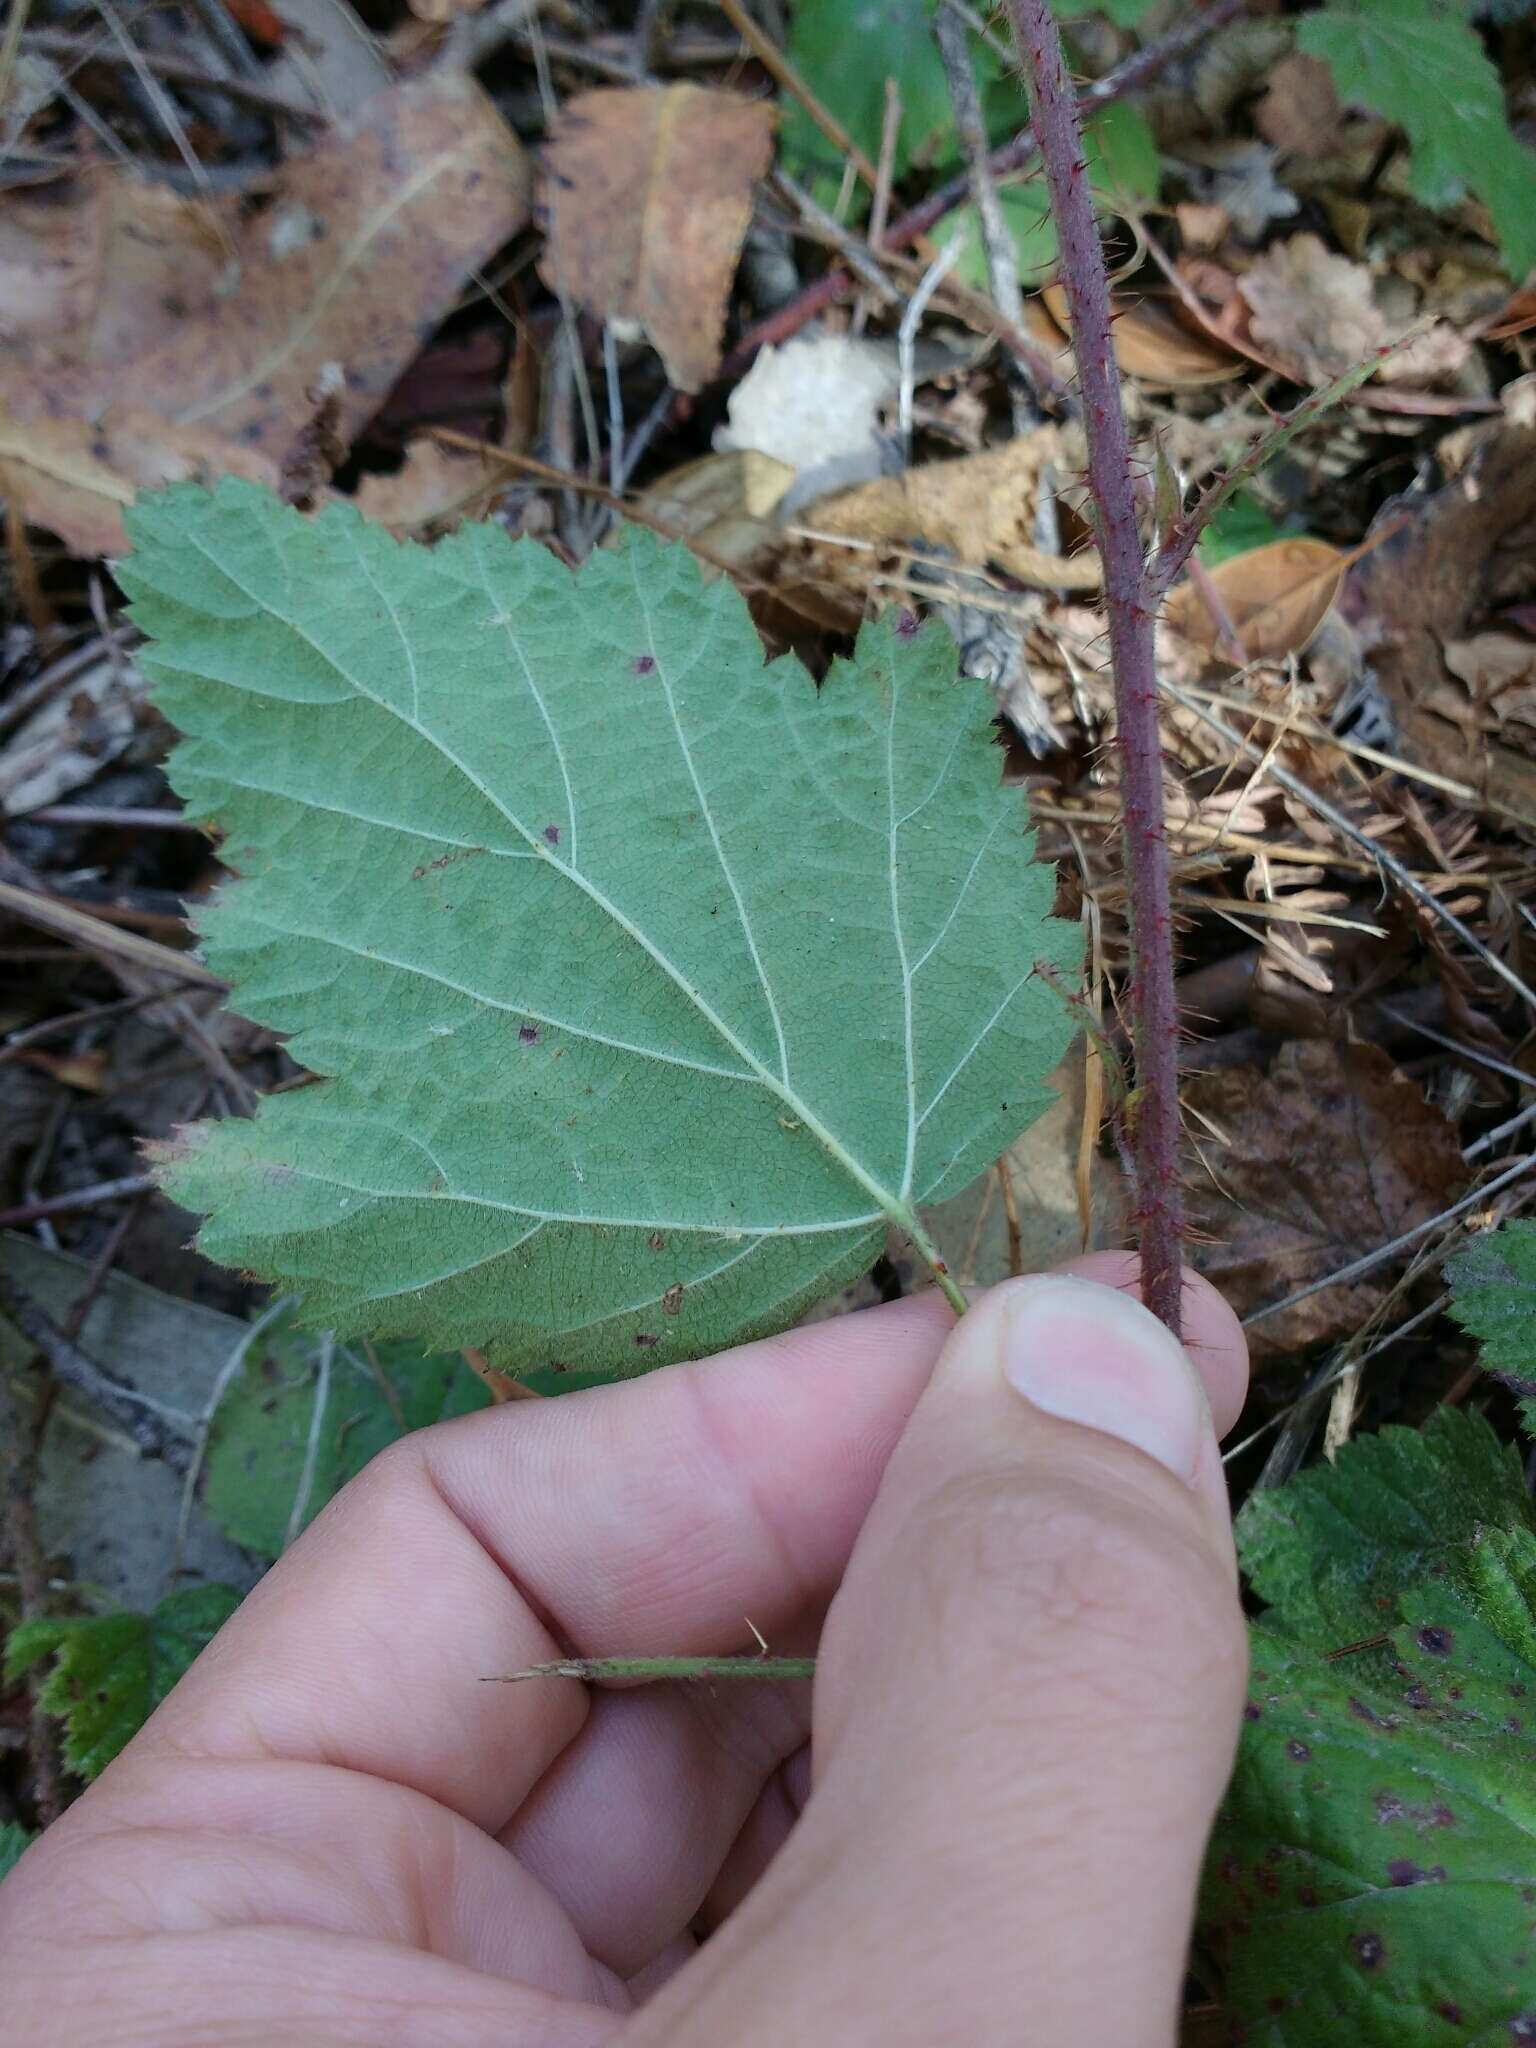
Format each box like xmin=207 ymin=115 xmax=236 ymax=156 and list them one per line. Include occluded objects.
xmin=647 ymin=1274 xmax=1250 ymax=2048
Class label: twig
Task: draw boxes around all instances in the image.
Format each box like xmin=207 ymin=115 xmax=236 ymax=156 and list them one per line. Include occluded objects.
xmin=771 ymin=168 xmax=902 ymax=305
xmin=936 ymin=0 xmax=1027 ymax=409
xmin=0 ymin=1273 xmax=191 ymax=1469
xmin=487 ymin=1654 xmax=817 ymax=1684
xmin=22 ymin=805 xmax=203 ymax=831
xmin=1008 ymin=0 xmax=1184 ymax=1336
xmin=0 ymin=1175 xmax=155 ymax=1229
xmin=22 ymin=27 xmax=320 ymax=120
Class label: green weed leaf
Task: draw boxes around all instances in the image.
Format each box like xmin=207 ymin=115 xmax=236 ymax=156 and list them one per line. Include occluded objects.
xmin=202 ymin=1312 xmax=490 ymax=1558
xmin=1301 ymin=0 xmax=1536 ymax=278
xmin=4 ymin=1585 xmax=241 ymax=1779
xmin=1236 ymin=1407 xmax=1536 ymax=1647
xmin=0 ymin=1824 xmax=33 ymax=1883
xmin=123 ymin=481 xmax=1077 ymax=1377
xmin=1206 ymin=1411 xmax=1536 ymax=2037
xmin=1449 ymin=1219 xmax=1536 ymax=1387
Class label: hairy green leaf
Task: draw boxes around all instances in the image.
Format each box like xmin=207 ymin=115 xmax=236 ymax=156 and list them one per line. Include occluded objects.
xmin=0 ymin=1824 xmax=33 ymax=1884
xmin=5 ymin=1585 xmax=241 ymax=1778
xmin=1449 ymin=1219 xmax=1536 ymax=1389
xmin=1301 ymin=0 xmax=1536 ymax=278
xmin=1208 ymin=1400 xmax=1536 ymax=2042
xmin=1236 ymin=1407 xmax=1536 ymax=1648
xmin=123 ymin=481 xmax=1077 ymax=1377
xmin=1205 ymin=1525 xmax=1536 ymax=2043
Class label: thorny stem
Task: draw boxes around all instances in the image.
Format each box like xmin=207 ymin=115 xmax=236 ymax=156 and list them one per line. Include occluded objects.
xmin=1006 ymin=0 xmax=1184 ymax=1337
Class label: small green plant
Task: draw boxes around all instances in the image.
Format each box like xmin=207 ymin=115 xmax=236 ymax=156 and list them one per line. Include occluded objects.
xmin=1201 ymin=1222 xmax=1536 ymax=2041
xmin=4 ymin=1586 xmax=240 ymax=1780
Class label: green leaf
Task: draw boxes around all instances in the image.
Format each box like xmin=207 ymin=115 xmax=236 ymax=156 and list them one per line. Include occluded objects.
xmin=783 ymin=0 xmax=964 ymax=190
xmin=1449 ymin=1219 xmax=1536 ymax=1385
xmin=1208 ymin=1415 xmax=1536 ymax=2041
xmin=1236 ymin=1407 xmax=1536 ymax=1648
xmin=4 ymin=1585 xmax=241 ymax=1778
xmin=0 ymin=1823 xmax=34 ymax=1883
xmin=1197 ymin=491 xmax=1291 ymax=567
xmin=203 ymin=1311 xmax=491 ymax=1559
xmin=123 ymin=481 xmax=1078 ymax=1378
xmin=1206 ymin=1528 xmax=1536 ymax=2043
xmin=1300 ymin=0 xmax=1536 ymax=279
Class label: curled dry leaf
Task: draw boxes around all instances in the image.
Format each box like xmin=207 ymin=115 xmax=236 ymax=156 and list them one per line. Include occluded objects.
xmin=806 ymin=431 xmax=1102 ymax=594
xmin=1238 ymin=233 xmax=1387 ymax=382
xmin=0 ymin=73 xmax=528 ymax=552
xmin=1185 ymin=1039 xmax=1468 ymax=1358
xmin=539 ymin=84 xmax=775 ymax=395
xmin=1164 ymin=536 xmax=1346 ymax=663
xmin=352 ymin=438 xmax=506 ymax=533
xmin=1037 ymin=284 xmax=1242 ymax=390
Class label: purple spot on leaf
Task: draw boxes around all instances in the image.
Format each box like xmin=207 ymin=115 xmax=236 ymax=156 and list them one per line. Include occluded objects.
xmin=894 ymin=608 xmax=919 ymax=639
xmin=633 ymin=654 xmax=656 ymax=676
xmin=519 ymin=1024 xmax=540 ymax=1045
xmin=1286 ymin=1740 xmax=1311 ymax=1763
xmin=543 ymin=824 xmax=560 ymax=845
xmin=1417 ymin=1625 xmax=1454 ymax=1655
xmin=1350 ymin=1933 xmax=1386 ymax=1971
xmin=634 ymin=1331 xmax=660 ymax=1348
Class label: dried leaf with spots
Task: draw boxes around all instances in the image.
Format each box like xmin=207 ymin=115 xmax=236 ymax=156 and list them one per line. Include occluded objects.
xmin=1184 ymin=1040 xmax=1468 ymax=1357
xmin=806 ymin=432 xmax=1102 ymax=594
xmin=540 ymin=85 xmax=775 ymax=394
xmin=1036 ymin=286 xmax=1242 ymax=390
xmin=1165 ymin=537 xmax=1345 ymax=663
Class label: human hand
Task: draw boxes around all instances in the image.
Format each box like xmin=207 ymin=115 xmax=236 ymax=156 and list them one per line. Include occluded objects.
xmin=0 ymin=1254 xmax=1249 ymax=2046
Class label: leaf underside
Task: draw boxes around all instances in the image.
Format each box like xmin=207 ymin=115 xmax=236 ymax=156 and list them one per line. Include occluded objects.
xmin=123 ymin=480 xmax=1077 ymax=1377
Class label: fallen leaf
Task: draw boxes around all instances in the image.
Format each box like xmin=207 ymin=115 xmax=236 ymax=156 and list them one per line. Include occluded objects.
xmin=1238 ymin=233 xmax=1388 ymax=382
xmin=1442 ymin=632 xmax=1536 ymax=736
xmin=1254 ymin=52 xmax=1343 ymax=159
xmin=714 ymin=332 xmax=901 ymax=506
xmin=1344 ymin=374 xmax=1536 ymax=816
xmin=1185 ymin=1040 xmax=1468 ymax=1357
xmin=353 ymin=437 xmax=505 ymax=532
xmin=540 ymin=84 xmax=775 ymax=393
xmin=1037 ymin=285 xmax=1242 ymax=389
xmin=0 ymin=73 xmax=528 ymax=549
xmin=1165 ymin=537 xmax=1346 ymax=662
xmin=635 ymin=449 xmax=795 ymax=573
xmin=0 ymin=403 xmax=279 ymax=557
xmin=1173 ymin=140 xmax=1299 ymax=241
xmin=806 ymin=432 xmax=1102 ymax=593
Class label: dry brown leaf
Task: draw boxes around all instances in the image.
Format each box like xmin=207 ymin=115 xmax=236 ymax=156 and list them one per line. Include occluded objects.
xmin=1037 ymin=286 xmax=1242 ymax=389
xmin=352 ymin=437 xmax=505 ymax=531
xmin=0 ymin=73 xmax=527 ymax=550
xmin=0 ymin=404 xmax=280 ymax=557
xmin=540 ymin=85 xmax=775 ymax=394
xmin=1443 ymin=633 xmax=1536 ymax=733
xmin=1185 ymin=1040 xmax=1468 ymax=1358
xmin=806 ymin=433 xmax=1102 ymax=593
xmin=1237 ymin=233 xmax=1387 ymax=382
xmin=1345 ymin=375 xmax=1536 ymax=818
xmin=1165 ymin=537 xmax=1346 ymax=662
xmin=1254 ymin=52 xmax=1343 ymax=159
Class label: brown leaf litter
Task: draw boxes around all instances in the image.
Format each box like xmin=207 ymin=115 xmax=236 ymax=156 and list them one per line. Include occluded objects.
xmin=539 ymin=83 xmax=775 ymax=394
xmin=0 ymin=72 xmax=528 ymax=553
xmin=1185 ymin=1040 xmax=1469 ymax=1358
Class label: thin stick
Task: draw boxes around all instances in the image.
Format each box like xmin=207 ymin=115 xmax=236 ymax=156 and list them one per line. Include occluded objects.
xmin=1008 ymin=0 xmax=1184 ymax=1336
xmin=0 ymin=1174 xmax=155 ymax=1229
xmin=0 ymin=1272 xmax=192 ymax=1469
xmin=487 ymin=1655 xmax=817 ymax=1684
